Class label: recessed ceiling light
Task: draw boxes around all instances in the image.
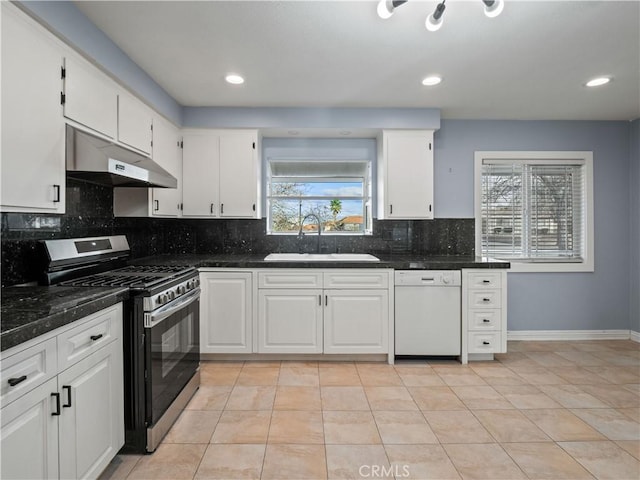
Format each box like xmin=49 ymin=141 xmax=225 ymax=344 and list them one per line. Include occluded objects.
xmin=422 ymin=76 xmax=442 ymax=86
xmin=225 ymin=74 xmax=244 ymax=85
xmin=585 ymin=76 xmax=611 ymax=87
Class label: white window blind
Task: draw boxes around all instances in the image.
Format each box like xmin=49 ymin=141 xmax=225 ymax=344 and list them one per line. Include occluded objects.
xmin=481 ymin=159 xmax=586 ymax=262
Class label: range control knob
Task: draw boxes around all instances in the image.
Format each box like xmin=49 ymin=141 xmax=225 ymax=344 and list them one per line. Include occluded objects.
xmin=442 ymin=275 xmax=451 ymax=285
xmin=167 ymin=290 xmax=176 ymax=301
xmin=157 ymin=294 xmax=169 ymax=305
xmin=176 ymin=285 xmax=186 ymax=295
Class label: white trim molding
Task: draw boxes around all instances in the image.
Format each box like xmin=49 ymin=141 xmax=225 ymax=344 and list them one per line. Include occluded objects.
xmin=474 ymin=151 xmax=594 ymax=273
xmin=508 ymin=330 xmax=633 ymax=341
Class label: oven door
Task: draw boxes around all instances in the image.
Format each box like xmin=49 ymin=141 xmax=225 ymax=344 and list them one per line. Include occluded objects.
xmin=144 ymin=288 xmax=200 ymax=425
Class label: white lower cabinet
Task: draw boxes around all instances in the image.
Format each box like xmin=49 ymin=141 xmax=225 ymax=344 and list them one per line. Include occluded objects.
xmin=258 ymin=289 xmax=323 ymax=353
xmin=0 ymin=304 xmax=124 ymax=480
xmin=461 ymin=269 xmax=508 ymax=363
xmin=200 ymin=271 xmax=253 ymax=354
xmin=57 ymin=340 xmax=123 ymax=480
xmin=0 ymin=378 xmax=60 ymax=480
xmin=324 ymin=290 xmax=389 ymax=354
xmin=256 ymin=270 xmax=391 ymax=355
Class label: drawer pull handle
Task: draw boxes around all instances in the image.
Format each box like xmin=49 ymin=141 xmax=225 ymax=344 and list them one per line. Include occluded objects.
xmin=7 ymin=375 xmax=27 ymax=387
xmin=482 ymin=341 xmax=491 ymax=345
xmin=90 ymin=334 xmax=103 ymax=341
xmin=483 ymin=319 xmax=491 ymax=323
xmin=51 ymin=392 xmax=61 ymax=416
xmin=62 ymin=385 xmax=72 ymax=408
xmin=482 ymin=298 xmax=491 ymax=302
xmin=482 ymin=280 xmax=491 ymax=284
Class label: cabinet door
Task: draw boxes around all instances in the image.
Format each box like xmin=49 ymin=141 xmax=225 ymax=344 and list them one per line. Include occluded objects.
xmin=324 ymin=290 xmax=389 ymax=354
xmin=151 ymin=117 xmax=182 ymax=217
xmin=57 ymin=340 xmax=124 ymax=480
xmin=63 ymin=56 xmax=118 ymax=139
xmin=118 ymin=93 xmax=152 ymax=154
xmin=0 ymin=378 xmax=59 ymax=480
xmin=182 ymin=134 xmax=219 ymax=217
xmin=1 ymin=4 xmax=65 ymax=213
xmin=200 ymin=272 xmax=253 ymax=353
xmin=385 ymin=131 xmax=434 ymax=219
xmin=219 ymin=133 xmax=258 ymax=217
xmin=258 ymin=290 xmax=323 ymax=353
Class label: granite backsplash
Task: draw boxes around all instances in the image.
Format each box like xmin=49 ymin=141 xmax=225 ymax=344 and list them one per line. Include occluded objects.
xmin=1 ymin=179 xmax=474 ymax=286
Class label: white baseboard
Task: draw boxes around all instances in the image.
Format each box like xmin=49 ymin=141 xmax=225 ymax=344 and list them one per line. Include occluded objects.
xmin=507 ymin=329 xmax=633 ymax=341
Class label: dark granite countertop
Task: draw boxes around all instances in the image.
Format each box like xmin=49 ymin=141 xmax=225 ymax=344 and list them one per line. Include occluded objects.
xmin=129 ymin=253 xmax=510 ymax=270
xmin=1 ymin=286 xmax=129 ymax=352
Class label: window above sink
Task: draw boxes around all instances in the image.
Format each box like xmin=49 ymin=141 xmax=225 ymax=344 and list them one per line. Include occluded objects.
xmin=266 ymin=158 xmax=373 ymax=235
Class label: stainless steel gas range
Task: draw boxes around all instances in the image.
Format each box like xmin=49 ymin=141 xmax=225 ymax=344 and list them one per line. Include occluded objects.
xmin=40 ymin=235 xmax=200 ymax=453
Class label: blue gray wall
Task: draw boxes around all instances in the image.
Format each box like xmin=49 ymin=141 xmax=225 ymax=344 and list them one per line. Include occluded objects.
xmin=14 ymin=2 xmax=638 ymax=334
xmin=435 ymin=120 xmax=632 ymax=332
xmin=630 ymin=119 xmax=640 ymax=333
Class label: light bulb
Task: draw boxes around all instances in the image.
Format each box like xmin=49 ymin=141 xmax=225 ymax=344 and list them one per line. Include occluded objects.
xmin=422 ymin=76 xmax=442 ymax=86
xmin=483 ymin=0 xmax=504 ymax=18
xmin=377 ymin=0 xmax=394 ymax=19
xmin=585 ymin=77 xmax=611 ymax=87
xmin=426 ymin=2 xmax=446 ymax=31
xmin=225 ymin=74 xmax=244 ymax=85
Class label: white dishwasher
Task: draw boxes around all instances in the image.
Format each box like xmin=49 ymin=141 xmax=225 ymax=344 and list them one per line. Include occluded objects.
xmin=395 ymin=270 xmax=461 ymax=356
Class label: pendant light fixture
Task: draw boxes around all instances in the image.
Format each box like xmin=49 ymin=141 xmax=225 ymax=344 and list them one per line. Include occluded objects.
xmin=482 ymin=0 xmax=505 ymax=18
xmin=377 ymin=0 xmax=504 ymax=32
xmin=425 ymin=1 xmax=446 ymax=32
xmin=376 ymin=0 xmax=408 ymax=19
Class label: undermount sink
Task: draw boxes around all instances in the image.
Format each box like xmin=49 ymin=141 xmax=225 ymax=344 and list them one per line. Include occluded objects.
xmin=264 ymin=253 xmax=380 ymax=262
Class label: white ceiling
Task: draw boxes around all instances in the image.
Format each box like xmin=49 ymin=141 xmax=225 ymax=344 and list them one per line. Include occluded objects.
xmin=74 ymin=0 xmax=640 ymax=121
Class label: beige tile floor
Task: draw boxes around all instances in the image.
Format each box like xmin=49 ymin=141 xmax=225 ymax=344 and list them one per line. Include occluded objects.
xmin=99 ymin=340 xmax=640 ymax=480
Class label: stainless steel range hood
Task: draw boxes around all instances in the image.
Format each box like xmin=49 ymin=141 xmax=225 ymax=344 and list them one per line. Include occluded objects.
xmin=65 ymin=125 xmax=177 ymax=188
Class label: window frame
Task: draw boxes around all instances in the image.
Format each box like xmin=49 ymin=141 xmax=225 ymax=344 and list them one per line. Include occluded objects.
xmin=266 ymin=158 xmax=373 ymax=236
xmin=474 ymin=151 xmax=594 ymax=273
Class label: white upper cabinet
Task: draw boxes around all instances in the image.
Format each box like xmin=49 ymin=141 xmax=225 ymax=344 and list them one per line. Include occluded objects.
xmin=182 ymin=133 xmax=220 ymax=217
xmin=150 ymin=116 xmax=182 ymax=216
xmin=62 ymin=55 xmax=118 ymax=140
xmin=113 ymin=115 xmax=182 ymax=218
xmin=117 ymin=93 xmax=152 ymax=155
xmin=1 ymin=3 xmax=65 ymax=213
xmin=378 ymin=130 xmax=434 ymax=219
xmin=182 ymin=130 xmax=259 ymax=218
xmin=219 ymin=133 xmax=259 ymax=217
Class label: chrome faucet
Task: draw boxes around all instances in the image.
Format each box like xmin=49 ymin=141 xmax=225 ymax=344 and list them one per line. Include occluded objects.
xmin=298 ymin=213 xmax=322 ymax=253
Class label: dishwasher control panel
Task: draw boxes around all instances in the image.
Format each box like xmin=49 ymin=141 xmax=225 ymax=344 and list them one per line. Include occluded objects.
xmin=394 ymin=270 xmax=461 ymax=286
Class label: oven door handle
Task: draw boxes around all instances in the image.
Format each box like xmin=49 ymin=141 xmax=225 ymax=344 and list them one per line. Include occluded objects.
xmin=144 ymin=288 xmax=201 ymax=328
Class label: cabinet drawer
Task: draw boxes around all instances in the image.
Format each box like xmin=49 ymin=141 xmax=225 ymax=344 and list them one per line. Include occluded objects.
xmin=1 ymin=338 xmax=57 ymax=408
xmin=468 ymin=290 xmax=502 ymax=309
xmin=467 ymin=332 xmax=501 ymax=353
xmin=468 ymin=309 xmax=502 ymax=331
xmin=467 ymin=272 xmax=502 ymax=289
xmin=258 ymin=271 xmax=323 ymax=289
xmin=57 ymin=304 xmax=122 ymax=371
xmin=324 ymin=271 xmax=389 ymax=289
